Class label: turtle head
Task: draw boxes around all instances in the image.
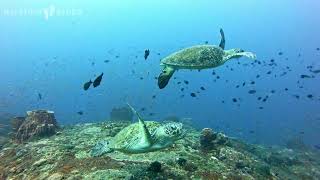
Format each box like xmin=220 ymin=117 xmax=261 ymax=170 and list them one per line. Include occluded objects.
xmin=223 ymin=48 xmax=256 ymax=62
xmin=155 ymin=122 xmax=186 ymax=141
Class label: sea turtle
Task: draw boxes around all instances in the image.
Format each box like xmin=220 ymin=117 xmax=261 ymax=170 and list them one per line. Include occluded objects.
xmin=90 ymin=104 xmax=186 ymax=156
xmin=158 ymin=29 xmax=257 ymax=89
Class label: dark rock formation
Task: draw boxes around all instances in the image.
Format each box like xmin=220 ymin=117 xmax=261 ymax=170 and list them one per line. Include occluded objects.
xmin=110 ymin=106 xmax=133 ymax=122
xmin=200 ymin=128 xmax=217 ymax=151
xmin=15 ymin=110 xmax=59 ymax=142
xmin=10 ymin=117 xmax=25 ymax=132
xmin=200 ymin=128 xmax=229 ymax=152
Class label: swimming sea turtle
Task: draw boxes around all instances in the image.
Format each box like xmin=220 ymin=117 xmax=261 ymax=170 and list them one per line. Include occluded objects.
xmin=90 ymin=104 xmax=185 ymax=156
xmin=158 ymin=29 xmax=257 ymax=89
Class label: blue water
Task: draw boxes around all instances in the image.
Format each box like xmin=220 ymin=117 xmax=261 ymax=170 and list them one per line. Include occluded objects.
xmin=1 ymin=1 xmax=320 ymax=147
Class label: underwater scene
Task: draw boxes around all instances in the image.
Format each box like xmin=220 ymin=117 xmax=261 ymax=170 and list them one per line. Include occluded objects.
xmin=1 ymin=1 xmax=320 ymax=179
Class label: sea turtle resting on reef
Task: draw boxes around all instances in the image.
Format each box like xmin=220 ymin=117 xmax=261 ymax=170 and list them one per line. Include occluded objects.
xmin=158 ymin=29 xmax=257 ymax=89
xmin=91 ymin=104 xmax=186 ymax=156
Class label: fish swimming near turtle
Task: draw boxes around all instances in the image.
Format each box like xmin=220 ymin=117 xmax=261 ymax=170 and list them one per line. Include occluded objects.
xmin=83 ymin=80 xmax=92 ymax=91
xmin=157 ymin=29 xmax=256 ymax=89
xmin=93 ymin=72 xmax=103 ymax=88
xmin=144 ymin=49 xmax=150 ymax=60
xmin=90 ymin=103 xmax=186 ymax=156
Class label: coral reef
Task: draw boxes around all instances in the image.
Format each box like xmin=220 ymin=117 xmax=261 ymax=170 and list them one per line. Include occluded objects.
xmin=110 ymin=106 xmax=133 ymax=122
xmin=199 ymin=128 xmax=228 ymax=152
xmin=285 ymin=136 xmax=309 ymax=151
xmin=162 ymin=115 xmax=180 ymax=122
xmin=0 ymin=121 xmax=319 ymax=179
xmin=14 ymin=110 xmax=59 ymax=143
xmin=200 ymin=128 xmax=216 ymax=151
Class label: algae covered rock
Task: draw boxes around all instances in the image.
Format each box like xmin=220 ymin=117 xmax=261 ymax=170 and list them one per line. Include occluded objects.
xmin=15 ymin=110 xmax=59 ymax=142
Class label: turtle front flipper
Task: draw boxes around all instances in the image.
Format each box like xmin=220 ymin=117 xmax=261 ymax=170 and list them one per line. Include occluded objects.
xmin=219 ymin=28 xmax=225 ymax=50
xmin=127 ymin=103 xmax=153 ymax=148
xmin=90 ymin=140 xmax=113 ymax=157
xmin=158 ymin=66 xmax=175 ymax=89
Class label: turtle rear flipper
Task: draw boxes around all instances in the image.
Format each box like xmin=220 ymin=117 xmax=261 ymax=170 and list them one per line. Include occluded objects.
xmin=158 ymin=66 xmax=175 ymax=89
xmin=219 ymin=28 xmax=225 ymax=50
xmin=90 ymin=141 xmax=113 ymax=157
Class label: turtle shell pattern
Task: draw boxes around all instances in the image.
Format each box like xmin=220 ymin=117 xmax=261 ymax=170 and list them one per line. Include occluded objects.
xmin=161 ymin=45 xmax=225 ymax=69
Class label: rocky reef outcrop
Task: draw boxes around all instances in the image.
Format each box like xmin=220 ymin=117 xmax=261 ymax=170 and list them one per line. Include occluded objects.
xmin=110 ymin=106 xmax=133 ymax=122
xmin=0 ymin=121 xmax=319 ymax=179
xmin=14 ymin=110 xmax=59 ymax=143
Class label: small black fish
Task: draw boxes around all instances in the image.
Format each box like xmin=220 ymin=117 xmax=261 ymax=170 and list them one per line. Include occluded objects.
xmin=38 ymin=93 xmax=42 ymax=100
xmin=157 ymin=53 xmax=161 ymax=55
xmin=184 ymin=80 xmax=189 ymax=85
xmin=300 ymin=74 xmax=311 ymax=78
xmin=242 ymin=82 xmax=246 ymax=86
xmin=250 ymin=81 xmax=255 ymax=85
xmin=83 ymin=80 xmax=92 ymax=90
xmin=181 ymin=88 xmax=184 ymax=91
xmin=149 ymin=113 xmax=155 ymax=116
xmin=232 ymin=98 xmax=237 ymax=102
xmin=221 ymin=100 xmax=225 ymax=103
xmin=91 ymin=62 xmax=95 ymax=66
xmin=307 ymin=94 xmax=313 ymax=99
xmin=152 ymin=95 xmax=156 ymax=99
xmin=249 ymin=130 xmax=255 ymax=133
xmin=93 ymin=73 xmax=103 ymax=88
xmin=177 ymin=81 xmax=181 ymax=84
xmin=212 ymin=71 xmax=216 ymax=75
xmin=248 ymin=90 xmax=256 ymax=94
xmin=77 ymin=111 xmax=83 ymax=115
xmin=259 ymin=107 xmax=264 ymax=109
xmin=190 ymin=93 xmax=196 ymax=97
xmin=204 ymin=41 xmax=209 ymax=44
xmin=278 ymin=52 xmax=283 ymax=55
xmin=267 ymin=71 xmax=271 ymax=74
xmin=200 ymin=87 xmax=206 ymax=90
xmin=216 ymin=76 xmax=220 ymax=79
xmin=311 ymin=69 xmax=320 ymax=74
xmin=316 ymin=48 xmax=320 ymax=51
xmin=140 ymin=77 xmax=144 ymax=80
xmin=257 ymin=97 xmax=262 ymax=100
xmin=115 ymin=55 xmax=119 ymax=58
xmin=314 ymin=144 xmax=320 ymax=150
xmin=293 ymin=95 xmax=300 ymax=99
xmin=141 ymin=107 xmax=146 ymax=111
xmin=271 ymin=90 xmax=275 ymax=94
xmin=285 ymin=88 xmax=288 ymax=91
xmin=236 ymin=85 xmax=240 ymax=88
xmin=144 ymin=49 xmax=150 ymax=60
xmin=104 ymin=60 xmax=110 ymax=63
